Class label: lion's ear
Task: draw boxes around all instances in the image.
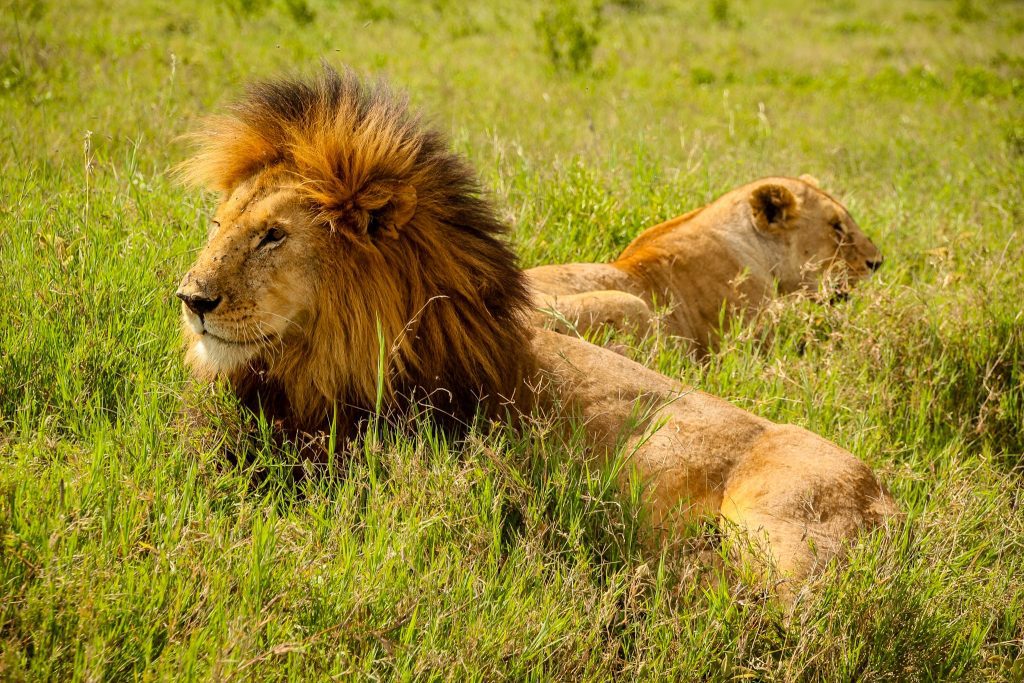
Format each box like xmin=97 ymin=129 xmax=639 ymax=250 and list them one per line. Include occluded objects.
xmin=798 ymin=174 xmax=821 ymax=188
xmin=750 ymin=184 xmax=799 ymax=232
xmin=358 ymin=180 xmax=417 ymax=238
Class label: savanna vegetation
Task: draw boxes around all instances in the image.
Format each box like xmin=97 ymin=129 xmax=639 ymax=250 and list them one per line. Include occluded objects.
xmin=2 ymin=0 xmax=1023 ymax=679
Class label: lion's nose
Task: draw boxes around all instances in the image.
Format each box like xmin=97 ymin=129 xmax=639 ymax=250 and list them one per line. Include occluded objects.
xmin=867 ymin=257 xmax=883 ymax=272
xmin=176 ymin=291 xmax=223 ymax=316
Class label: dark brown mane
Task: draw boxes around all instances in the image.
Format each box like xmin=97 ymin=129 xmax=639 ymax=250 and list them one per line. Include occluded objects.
xmin=179 ymin=66 xmax=534 ymax=433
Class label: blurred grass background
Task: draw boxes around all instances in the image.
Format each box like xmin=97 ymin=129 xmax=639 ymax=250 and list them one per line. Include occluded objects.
xmin=1 ymin=0 xmax=1023 ymax=679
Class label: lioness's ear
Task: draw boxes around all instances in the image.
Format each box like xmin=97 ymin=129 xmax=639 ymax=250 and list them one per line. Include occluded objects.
xmin=356 ymin=181 xmax=417 ymax=238
xmin=750 ymin=184 xmax=799 ymax=232
xmin=798 ymin=174 xmax=821 ymax=188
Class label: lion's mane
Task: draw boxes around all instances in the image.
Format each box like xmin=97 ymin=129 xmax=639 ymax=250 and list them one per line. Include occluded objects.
xmin=178 ymin=67 xmax=534 ymax=432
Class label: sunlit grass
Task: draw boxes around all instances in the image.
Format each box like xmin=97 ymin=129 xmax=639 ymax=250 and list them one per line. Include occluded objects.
xmin=1 ymin=0 xmax=1022 ymax=679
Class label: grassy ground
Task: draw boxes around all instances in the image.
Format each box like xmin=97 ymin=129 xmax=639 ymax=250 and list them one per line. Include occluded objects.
xmin=2 ymin=0 xmax=1023 ymax=679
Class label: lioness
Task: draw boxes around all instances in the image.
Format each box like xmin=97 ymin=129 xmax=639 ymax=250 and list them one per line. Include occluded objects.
xmin=528 ymin=177 xmax=883 ymax=350
xmin=176 ymin=67 xmax=896 ymax=584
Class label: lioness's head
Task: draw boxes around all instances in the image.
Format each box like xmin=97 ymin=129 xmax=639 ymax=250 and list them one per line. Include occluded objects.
xmin=747 ymin=176 xmax=882 ymax=294
xmin=176 ymin=67 xmax=532 ymax=430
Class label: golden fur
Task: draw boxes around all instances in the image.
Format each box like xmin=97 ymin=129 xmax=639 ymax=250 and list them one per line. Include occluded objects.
xmin=533 ymin=327 xmax=897 ymax=582
xmin=528 ymin=177 xmax=883 ymax=350
xmin=177 ymin=68 xmax=897 ymax=585
xmin=176 ymin=67 xmax=534 ymax=433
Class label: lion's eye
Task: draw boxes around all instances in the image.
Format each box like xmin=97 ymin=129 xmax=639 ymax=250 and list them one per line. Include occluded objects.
xmin=258 ymin=226 xmax=287 ymax=249
xmin=831 ymin=220 xmax=845 ymax=234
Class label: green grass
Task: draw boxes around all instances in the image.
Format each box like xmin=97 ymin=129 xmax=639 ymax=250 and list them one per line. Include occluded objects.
xmin=2 ymin=0 xmax=1023 ymax=679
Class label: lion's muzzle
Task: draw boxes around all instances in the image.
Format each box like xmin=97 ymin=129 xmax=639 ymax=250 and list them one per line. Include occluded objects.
xmin=176 ymin=268 xmax=224 ymax=320
xmin=176 ymin=290 xmax=222 ymax=317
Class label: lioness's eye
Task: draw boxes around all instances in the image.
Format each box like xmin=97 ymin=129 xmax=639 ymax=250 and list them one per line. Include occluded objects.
xmin=258 ymin=226 xmax=287 ymax=249
xmin=831 ymin=220 xmax=844 ymax=234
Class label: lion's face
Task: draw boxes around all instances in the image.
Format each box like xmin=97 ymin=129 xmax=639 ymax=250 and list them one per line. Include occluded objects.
xmin=177 ymin=173 xmax=324 ymax=377
xmin=748 ymin=179 xmax=882 ymax=294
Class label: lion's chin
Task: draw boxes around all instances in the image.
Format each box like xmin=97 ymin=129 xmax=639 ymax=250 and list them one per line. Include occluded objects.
xmin=188 ymin=334 xmax=259 ymax=376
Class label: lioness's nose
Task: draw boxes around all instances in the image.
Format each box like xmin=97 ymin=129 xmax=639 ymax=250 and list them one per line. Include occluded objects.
xmin=177 ymin=291 xmax=222 ymax=316
xmin=867 ymin=257 xmax=883 ymax=272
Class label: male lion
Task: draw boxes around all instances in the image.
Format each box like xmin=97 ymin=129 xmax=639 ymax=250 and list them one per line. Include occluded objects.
xmin=528 ymin=176 xmax=883 ymax=350
xmin=176 ymin=67 xmax=896 ymax=584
